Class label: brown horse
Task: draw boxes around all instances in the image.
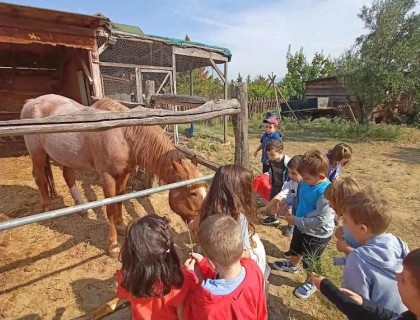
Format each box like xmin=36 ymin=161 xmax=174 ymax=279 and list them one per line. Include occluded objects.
xmin=21 ymin=94 xmax=206 ymax=256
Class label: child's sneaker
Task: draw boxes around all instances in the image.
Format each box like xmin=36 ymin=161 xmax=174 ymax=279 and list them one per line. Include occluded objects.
xmin=272 ymin=260 xmax=298 ymax=273
xmin=283 ymin=225 xmax=294 ymax=236
xmin=294 ymin=282 xmax=317 ymax=299
xmin=261 ymin=215 xmax=280 ymax=225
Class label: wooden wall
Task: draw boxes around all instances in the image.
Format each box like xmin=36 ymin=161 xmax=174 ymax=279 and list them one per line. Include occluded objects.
xmin=305 ymin=77 xmax=351 ymax=108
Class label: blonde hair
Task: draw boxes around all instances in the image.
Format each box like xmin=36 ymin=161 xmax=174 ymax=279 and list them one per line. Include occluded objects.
xmin=341 ymin=188 xmax=392 ymax=234
xmin=198 ymin=214 xmax=243 ymax=267
xmin=329 ymin=143 xmax=353 ymax=166
xmin=297 ymin=150 xmax=329 ymax=177
xmin=324 ymin=177 xmax=362 ymax=216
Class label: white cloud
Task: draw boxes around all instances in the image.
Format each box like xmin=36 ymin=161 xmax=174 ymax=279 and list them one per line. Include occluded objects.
xmin=187 ymin=0 xmax=374 ymax=79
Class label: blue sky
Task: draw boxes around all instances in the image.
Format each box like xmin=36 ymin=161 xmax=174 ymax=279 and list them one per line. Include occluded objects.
xmin=6 ymin=0 xmax=374 ymax=80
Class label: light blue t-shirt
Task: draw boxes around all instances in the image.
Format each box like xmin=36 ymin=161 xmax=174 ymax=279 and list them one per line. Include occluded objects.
xmin=201 ymin=266 xmax=246 ymax=295
xmin=295 ymin=180 xmax=330 ymax=218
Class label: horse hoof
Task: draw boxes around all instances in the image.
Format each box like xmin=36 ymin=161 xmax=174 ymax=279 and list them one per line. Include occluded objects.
xmin=108 ymin=244 xmax=121 ymax=258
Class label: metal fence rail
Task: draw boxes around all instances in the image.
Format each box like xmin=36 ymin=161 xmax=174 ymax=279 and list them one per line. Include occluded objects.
xmin=0 ymin=174 xmax=214 ymax=231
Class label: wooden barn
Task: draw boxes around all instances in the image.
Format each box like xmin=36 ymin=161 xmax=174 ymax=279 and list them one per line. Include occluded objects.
xmin=305 ymin=76 xmax=351 ymax=108
xmin=0 ymin=3 xmax=232 ymax=150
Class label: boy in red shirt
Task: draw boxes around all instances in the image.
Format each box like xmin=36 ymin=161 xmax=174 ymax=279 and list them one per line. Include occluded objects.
xmin=183 ymin=214 xmax=267 ymax=320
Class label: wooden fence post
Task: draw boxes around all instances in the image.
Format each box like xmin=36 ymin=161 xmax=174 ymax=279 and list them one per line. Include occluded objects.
xmin=231 ymin=83 xmax=249 ymax=166
xmin=144 ymin=80 xmax=155 ymax=108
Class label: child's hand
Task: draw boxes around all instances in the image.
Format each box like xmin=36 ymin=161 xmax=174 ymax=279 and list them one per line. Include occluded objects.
xmin=184 ymin=258 xmax=196 ymax=271
xmin=309 ymin=273 xmax=325 ymax=289
xmin=336 ymin=238 xmax=354 ymax=254
xmin=339 ymin=288 xmax=363 ymax=305
xmin=253 ymin=150 xmax=258 ymax=157
xmin=334 ymin=226 xmax=344 ymax=240
xmin=284 ymin=214 xmax=295 ymax=225
xmin=190 ymin=252 xmax=204 ymax=264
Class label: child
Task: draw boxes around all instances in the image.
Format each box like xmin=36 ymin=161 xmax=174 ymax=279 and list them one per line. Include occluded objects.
xmin=326 ymin=143 xmax=353 ymax=181
xmin=183 ymin=214 xmax=267 ymax=320
xmin=117 ymin=214 xmax=196 ymax=320
xmin=324 ymin=177 xmax=363 ymax=265
xmin=253 ymin=116 xmax=282 ymax=173
xmin=340 ymin=189 xmax=410 ymax=314
xmin=273 ymin=150 xmax=335 ymax=299
xmin=309 ymin=248 xmax=420 ymax=320
xmin=260 ymin=155 xmax=302 ymax=237
xmin=198 ymin=164 xmax=267 ymax=275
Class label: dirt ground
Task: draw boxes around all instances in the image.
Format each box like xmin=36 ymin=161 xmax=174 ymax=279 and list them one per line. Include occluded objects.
xmin=1 ymin=135 xmax=419 ymax=320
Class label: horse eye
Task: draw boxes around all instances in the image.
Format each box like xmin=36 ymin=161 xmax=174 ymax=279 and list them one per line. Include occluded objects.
xmin=188 ymin=192 xmax=197 ymax=198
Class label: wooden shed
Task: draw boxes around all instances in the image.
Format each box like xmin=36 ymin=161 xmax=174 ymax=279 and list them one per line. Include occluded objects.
xmin=305 ymin=77 xmax=351 ymax=108
xmin=0 ymin=3 xmax=109 ymax=122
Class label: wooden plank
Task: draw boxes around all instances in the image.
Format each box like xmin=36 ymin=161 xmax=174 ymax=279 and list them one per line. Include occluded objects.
xmin=156 ymin=73 xmax=170 ymax=95
xmin=175 ymin=144 xmax=221 ymax=171
xmin=0 ymin=99 xmax=240 ymax=136
xmin=231 ymin=83 xmax=249 ymax=166
xmin=0 ymin=26 xmax=95 ymax=50
xmin=150 ymin=94 xmax=207 ymax=109
xmin=90 ymin=49 xmax=103 ymax=98
xmin=173 ymin=46 xmax=229 ymax=63
xmin=0 ymin=16 xmax=97 ymax=38
xmin=99 ymin=61 xmax=172 ymax=71
xmin=209 ymin=59 xmax=225 ymax=83
xmin=223 ymin=62 xmax=228 ymax=143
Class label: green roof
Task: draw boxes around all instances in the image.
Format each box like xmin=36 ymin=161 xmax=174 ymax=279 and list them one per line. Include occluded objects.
xmin=145 ymin=34 xmax=232 ymax=59
xmin=111 ymin=22 xmax=231 ymax=60
xmin=112 ymin=22 xmax=144 ymax=35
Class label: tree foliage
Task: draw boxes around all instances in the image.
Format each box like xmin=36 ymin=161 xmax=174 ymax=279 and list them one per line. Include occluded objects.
xmin=279 ymin=46 xmax=335 ymax=100
xmin=336 ymin=0 xmax=420 ymax=124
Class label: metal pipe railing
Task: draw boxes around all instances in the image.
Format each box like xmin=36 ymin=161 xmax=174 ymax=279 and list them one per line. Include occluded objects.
xmin=0 ymin=174 xmax=214 ymax=231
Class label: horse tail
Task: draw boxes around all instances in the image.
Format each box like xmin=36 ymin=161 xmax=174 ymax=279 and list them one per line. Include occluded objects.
xmin=45 ymin=155 xmax=56 ymax=198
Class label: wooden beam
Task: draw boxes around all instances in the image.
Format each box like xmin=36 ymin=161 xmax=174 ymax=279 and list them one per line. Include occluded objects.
xmin=90 ymin=47 xmax=103 ymax=98
xmin=80 ymin=58 xmax=93 ymax=85
xmin=0 ymin=99 xmax=240 ymax=136
xmin=99 ymin=61 xmax=172 ymax=71
xmin=209 ymin=59 xmax=225 ymax=83
xmin=231 ymin=83 xmax=249 ymax=166
xmin=156 ymin=73 xmax=170 ymax=94
xmin=150 ymin=94 xmax=208 ymax=108
xmin=175 ymin=144 xmax=221 ymax=171
xmin=173 ymin=46 xmax=229 ymax=62
xmin=223 ymin=62 xmax=228 ymax=144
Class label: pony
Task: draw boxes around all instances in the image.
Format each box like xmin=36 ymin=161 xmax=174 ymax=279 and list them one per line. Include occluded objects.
xmin=20 ymin=94 xmax=206 ymax=256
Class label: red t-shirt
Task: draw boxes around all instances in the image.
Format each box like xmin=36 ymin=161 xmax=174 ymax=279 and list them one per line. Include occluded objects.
xmin=183 ymin=258 xmax=268 ymax=320
xmin=116 ymin=268 xmax=196 ymax=320
xmin=253 ymin=173 xmax=271 ymax=201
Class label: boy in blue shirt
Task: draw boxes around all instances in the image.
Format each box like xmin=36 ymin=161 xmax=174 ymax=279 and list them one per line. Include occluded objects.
xmin=273 ymin=150 xmax=335 ymax=299
xmin=253 ymin=116 xmax=282 ymax=173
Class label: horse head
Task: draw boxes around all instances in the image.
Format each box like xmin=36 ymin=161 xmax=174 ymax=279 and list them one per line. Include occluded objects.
xmin=168 ymin=159 xmax=207 ymax=222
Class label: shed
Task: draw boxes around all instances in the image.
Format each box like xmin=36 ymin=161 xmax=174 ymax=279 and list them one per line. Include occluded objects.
xmin=305 ymin=77 xmax=351 ymax=108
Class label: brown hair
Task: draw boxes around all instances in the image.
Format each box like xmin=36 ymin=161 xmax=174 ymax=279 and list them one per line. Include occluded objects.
xmin=327 ymin=143 xmax=353 ymax=166
xmin=119 ymin=214 xmax=183 ymax=298
xmin=324 ymin=177 xmax=363 ymax=216
xmin=297 ymin=150 xmax=329 ymax=176
xmin=198 ymin=214 xmax=243 ymax=267
xmin=341 ymin=188 xmax=392 ymax=234
xmin=266 ymin=139 xmax=283 ymax=152
xmin=403 ymin=248 xmax=420 ymax=289
xmin=199 ymin=164 xmax=256 ymax=239
xmin=287 ymin=155 xmax=302 ymax=170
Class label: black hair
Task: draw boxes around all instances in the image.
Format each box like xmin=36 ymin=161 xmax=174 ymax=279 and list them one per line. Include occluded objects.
xmin=119 ymin=214 xmax=183 ymax=297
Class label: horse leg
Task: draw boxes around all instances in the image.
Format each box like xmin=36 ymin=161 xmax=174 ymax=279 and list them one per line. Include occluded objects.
xmin=31 ymin=152 xmax=51 ymax=211
xmin=63 ymin=167 xmax=85 ymax=206
xmin=101 ymin=173 xmax=120 ymax=258
xmin=115 ymin=173 xmax=130 ymax=236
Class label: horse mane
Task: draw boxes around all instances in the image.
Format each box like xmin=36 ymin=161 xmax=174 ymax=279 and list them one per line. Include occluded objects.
xmin=92 ymin=98 xmax=200 ymax=183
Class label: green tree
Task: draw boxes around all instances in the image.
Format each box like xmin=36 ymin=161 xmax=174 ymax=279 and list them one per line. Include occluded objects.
xmin=248 ymin=75 xmax=273 ymax=98
xmin=336 ymin=0 xmax=420 ymax=124
xmin=237 ymin=73 xmax=243 ymax=83
xmin=280 ymin=46 xmax=335 ymax=100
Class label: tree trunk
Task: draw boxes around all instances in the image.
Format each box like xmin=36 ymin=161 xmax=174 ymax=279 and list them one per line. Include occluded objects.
xmin=356 ymin=98 xmax=369 ymax=126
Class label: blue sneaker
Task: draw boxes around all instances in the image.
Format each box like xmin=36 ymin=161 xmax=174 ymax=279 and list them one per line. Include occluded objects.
xmin=294 ymin=282 xmax=317 ymax=299
xmin=272 ymin=260 xmax=298 ymax=273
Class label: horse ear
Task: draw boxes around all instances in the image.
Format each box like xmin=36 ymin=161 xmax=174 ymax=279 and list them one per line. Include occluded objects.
xmin=191 ymin=155 xmax=198 ymax=167
xmin=172 ymin=160 xmax=188 ymax=180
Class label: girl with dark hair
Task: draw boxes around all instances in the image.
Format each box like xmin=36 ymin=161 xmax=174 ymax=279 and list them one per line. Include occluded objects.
xmin=310 ymin=248 xmax=420 ymax=320
xmin=117 ymin=214 xmax=195 ymax=320
xmin=197 ymin=164 xmax=267 ymax=275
